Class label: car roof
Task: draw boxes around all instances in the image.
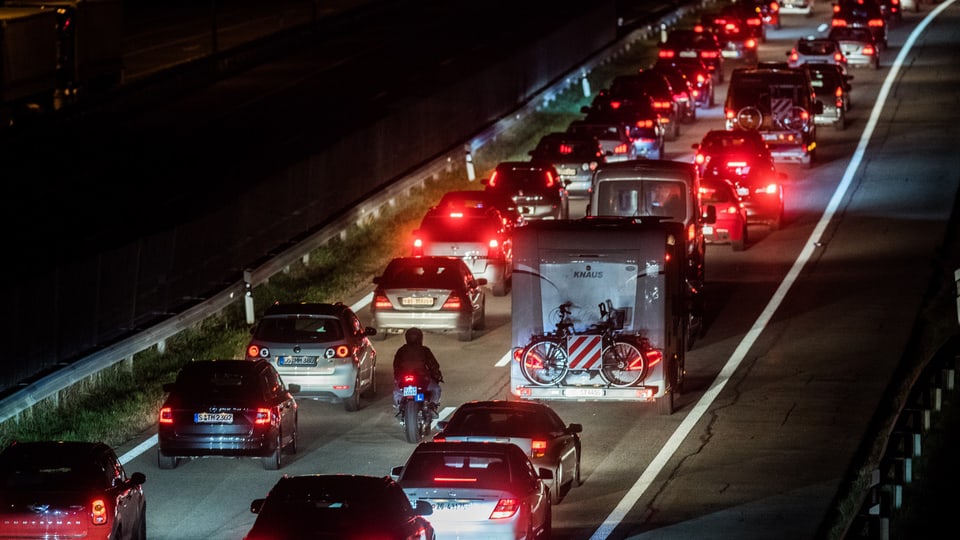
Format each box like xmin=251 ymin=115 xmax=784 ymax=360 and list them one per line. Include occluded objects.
xmin=268 ymin=474 xmax=397 ymax=497
xmin=595 ymin=159 xmax=697 ymax=177
xmin=412 ymin=440 xmax=529 ymax=457
xmin=454 ymin=399 xmax=555 ymax=413
xmin=0 ymin=440 xmax=109 ymax=460
xmin=263 ymin=302 xmax=351 ymax=317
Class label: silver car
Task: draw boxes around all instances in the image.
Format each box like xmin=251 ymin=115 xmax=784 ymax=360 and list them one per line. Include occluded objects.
xmin=828 ymin=26 xmax=881 ymax=69
xmin=371 ymin=256 xmax=486 ymax=342
xmin=528 ymin=131 xmax=607 ymax=199
xmin=391 ymin=441 xmax=552 ymax=540
xmin=245 ymin=302 xmax=378 ymax=411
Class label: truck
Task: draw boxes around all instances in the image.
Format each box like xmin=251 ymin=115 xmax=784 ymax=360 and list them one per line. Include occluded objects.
xmin=0 ymin=6 xmax=58 ymax=123
xmin=509 ymin=217 xmax=690 ymax=415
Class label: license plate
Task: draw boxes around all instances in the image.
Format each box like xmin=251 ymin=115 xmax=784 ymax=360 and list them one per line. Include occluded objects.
xmin=403 ymin=385 xmax=419 ymax=397
xmin=558 ymin=168 xmax=577 ymax=176
xmin=564 ymin=388 xmax=604 ymax=397
xmin=703 ymin=225 xmax=714 ymax=235
xmin=433 ymin=501 xmax=470 ymax=510
xmin=679 ymin=50 xmax=697 ymax=58
xmin=278 ymin=356 xmax=318 ymax=366
xmin=762 ymin=133 xmax=780 ymax=141
xmin=195 ymin=412 xmax=233 ymax=423
xmin=737 ymin=187 xmax=750 ymax=196
xmin=401 ymin=297 xmax=435 ymax=306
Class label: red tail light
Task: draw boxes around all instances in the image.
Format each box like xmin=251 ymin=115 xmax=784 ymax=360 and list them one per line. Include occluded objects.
xmin=636 ymin=119 xmax=655 ymax=129
xmin=832 ymin=18 xmax=847 ymax=26
xmin=255 ymin=408 xmax=272 ymax=425
xmin=835 ymin=87 xmax=844 ymax=98
xmin=788 ymin=50 xmax=799 ymax=62
xmin=334 ymin=345 xmax=350 ymax=358
xmin=868 ymin=18 xmax=884 ymax=27
xmin=448 ymin=212 xmax=463 ymax=219
xmin=644 ymin=348 xmax=664 ymax=368
xmin=373 ymin=294 xmax=393 ymax=309
xmin=693 ymin=24 xmax=704 ymax=32
xmin=247 ymin=344 xmax=261 ymax=357
xmin=91 ymin=499 xmax=108 ymax=525
xmin=701 ymin=50 xmax=719 ymax=59
xmin=770 ymin=2 xmax=779 ymax=13
xmin=745 ymin=38 xmax=757 ymax=49
xmin=544 ymin=171 xmax=556 ymax=188
xmin=746 ymin=17 xmax=762 ymax=26
xmin=687 ymin=223 xmax=696 ymax=243
xmin=863 ymin=44 xmax=876 ymax=56
xmin=725 ymin=109 xmax=736 ymax=120
xmin=723 ymin=204 xmax=740 ymax=215
xmin=490 ymin=498 xmax=520 ymax=519
xmin=652 ymin=100 xmax=671 ymax=110
xmin=435 ymin=476 xmax=478 ymax=483
xmin=613 ymin=143 xmax=628 ymax=155
xmin=487 ymin=170 xmax=499 ymax=188
xmin=696 ymin=73 xmax=706 ymax=84
xmin=609 ymin=100 xmax=622 ymax=109
xmin=413 ymin=238 xmax=423 ymax=249
xmin=762 ymin=184 xmax=779 ymax=195
xmin=559 ymin=143 xmax=573 ymax=154
xmin=694 ymin=153 xmax=705 ymax=165
xmin=834 ymin=52 xmax=844 ymax=62
xmin=159 ymin=407 xmax=173 ymax=424
xmin=488 ymin=238 xmax=500 ymax=249
xmin=658 ymin=49 xmax=675 ymax=59
xmin=531 ymin=440 xmax=547 ymax=458
xmin=442 ymin=296 xmax=462 ymax=310
xmin=403 ymin=374 xmax=416 ymax=384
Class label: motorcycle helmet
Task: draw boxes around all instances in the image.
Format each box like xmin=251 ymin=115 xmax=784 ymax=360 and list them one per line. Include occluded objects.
xmin=404 ymin=327 xmax=424 ymax=345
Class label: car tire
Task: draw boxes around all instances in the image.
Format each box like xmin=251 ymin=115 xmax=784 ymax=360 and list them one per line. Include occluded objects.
xmin=474 ymin=299 xmax=486 ymax=330
xmin=732 ymin=236 xmax=745 ymax=252
xmin=574 ymin=447 xmax=583 ymax=486
xmin=157 ymin=450 xmax=177 ymax=470
xmin=492 ymin=281 xmax=508 ymax=297
xmin=540 ymin=501 xmax=553 ymax=540
xmin=372 ymin=329 xmax=389 ymax=341
xmin=343 ymin=376 xmax=361 ymax=412
xmin=458 ymin=324 xmax=473 ymax=342
xmin=658 ymin=388 xmax=675 ymax=416
xmin=835 ymin=117 xmax=846 ymax=131
xmin=362 ymin=365 xmax=377 ymax=398
xmin=136 ymin=512 xmax=147 ymax=540
xmin=263 ymin=431 xmax=283 ymax=470
xmin=551 ymin=463 xmax=564 ymax=505
xmin=285 ymin=418 xmax=298 ymax=455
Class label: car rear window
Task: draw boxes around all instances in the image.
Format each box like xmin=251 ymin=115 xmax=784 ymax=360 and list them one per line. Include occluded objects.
xmin=255 ymin=315 xmax=344 ymax=343
xmin=533 ymin=138 xmax=601 ymax=161
xmin=418 ymin=215 xmax=499 ymax=242
xmin=401 ymin=451 xmax=512 ymax=489
xmin=447 ymin=409 xmax=559 ymax=436
xmin=593 ymin=179 xmax=687 ymax=222
xmin=797 ymin=40 xmax=837 ymax=55
xmin=383 ymin=260 xmax=463 ymax=288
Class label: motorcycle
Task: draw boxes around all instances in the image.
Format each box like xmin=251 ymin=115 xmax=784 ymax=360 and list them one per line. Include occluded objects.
xmin=397 ymin=372 xmax=433 ymax=444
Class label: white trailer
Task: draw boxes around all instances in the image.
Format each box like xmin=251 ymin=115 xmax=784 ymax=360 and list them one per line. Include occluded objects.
xmin=509 ymin=218 xmax=688 ymax=415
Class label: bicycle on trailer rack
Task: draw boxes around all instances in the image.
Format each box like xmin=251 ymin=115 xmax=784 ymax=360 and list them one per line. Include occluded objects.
xmin=519 ymin=301 xmax=653 ymax=387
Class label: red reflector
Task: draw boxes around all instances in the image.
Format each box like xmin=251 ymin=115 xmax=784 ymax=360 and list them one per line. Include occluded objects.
xmin=645 ymin=348 xmax=664 ymax=368
xmin=247 ymin=345 xmax=260 ymax=357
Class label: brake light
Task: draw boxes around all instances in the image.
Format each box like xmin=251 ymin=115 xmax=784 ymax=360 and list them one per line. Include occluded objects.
xmin=652 ymin=100 xmax=671 ymax=110
xmin=609 ymin=100 xmax=622 ymax=109
xmin=255 ymin=408 xmax=272 ymax=425
xmin=694 ymin=153 xmax=705 ymax=165
xmin=559 ymin=143 xmax=573 ymax=154
xmin=490 ymin=498 xmax=520 ymax=519
xmin=788 ymin=50 xmax=799 ymax=62
xmin=863 ymin=44 xmax=876 ymax=56
xmin=835 ymin=87 xmax=844 ymax=98
xmin=725 ymin=109 xmax=736 ymax=120
xmin=531 ymin=440 xmax=547 ymax=458
xmin=436 ymin=476 xmax=477 ymax=483
xmin=544 ymin=171 xmax=556 ymax=188
xmin=696 ymin=73 xmax=705 ymax=84
xmin=746 ymin=17 xmax=761 ymax=26
xmin=658 ymin=49 xmax=675 ymax=59
xmin=762 ymin=184 xmax=779 ymax=195
xmin=834 ymin=52 xmax=845 ymax=62
xmin=832 ymin=18 xmax=847 ymax=26
xmin=489 ymin=238 xmax=499 ymax=249
xmin=442 ymin=296 xmax=462 ymax=310
xmin=636 ymin=119 xmax=655 ymax=129
xmin=701 ymin=50 xmax=719 ymax=59
xmin=868 ymin=18 xmax=884 ymax=27
xmin=769 ymin=2 xmax=779 ymax=13
xmin=334 ymin=345 xmax=350 ymax=358
xmin=727 ymin=161 xmax=747 ymax=168
xmin=448 ymin=212 xmax=463 ymax=218
xmin=373 ymin=294 xmax=392 ymax=309
xmin=693 ymin=24 xmax=704 ymax=32
xmin=723 ymin=204 xmax=740 ymax=215
xmin=724 ymin=23 xmax=738 ymax=33
xmin=833 ymin=3 xmax=841 ymax=13
xmin=403 ymin=374 xmax=416 ymax=384
xmin=613 ymin=143 xmax=628 ymax=155
xmin=688 ymin=223 xmax=696 ymax=243
xmin=488 ymin=170 xmax=499 ymax=188
xmin=745 ymin=38 xmax=757 ymax=49
xmin=413 ymin=238 xmax=423 ymax=249
xmin=91 ymin=499 xmax=108 ymax=525
xmin=159 ymin=407 xmax=173 ymax=424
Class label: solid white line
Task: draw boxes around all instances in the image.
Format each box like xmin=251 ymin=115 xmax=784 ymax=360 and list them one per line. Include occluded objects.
xmin=588 ymin=3 xmax=956 ymax=537
xmin=120 ymin=434 xmax=158 ymax=465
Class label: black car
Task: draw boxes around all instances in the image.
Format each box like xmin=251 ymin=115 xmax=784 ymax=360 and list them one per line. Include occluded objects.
xmin=244 ymin=474 xmax=436 ymax=540
xmin=581 ymin=94 xmax=666 ymax=160
xmin=648 ymin=61 xmax=697 ymax=122
xmin=831 ymin=0 xmax=888 ymax=49
xmin=482 ymin=161 xmax=570 ymax=220
xmin=657 ymin=28 xmax=725 ymax=82
xmin=434 ymin=189 xmax=526 ymax=228
xmin=609 ymin=71 xmax=682 ymax=140
xmin=699 ymin=5 xmax=761 ymax=62
xmin=528 ymin=131 xmax=608 ymax=199
xmin=158 ymin=358 xmax=300 ymax=470
xmin=0 ymin=441 xmax=147 ymax=540
xmin=653 ymin=57 xmax=716 ymax=108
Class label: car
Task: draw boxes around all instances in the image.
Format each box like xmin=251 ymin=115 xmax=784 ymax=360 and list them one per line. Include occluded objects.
xmin=831 ymin=0 xmax=887 ymax=49
xmin=786 ymin=37 xmax=848 ymax=74
xmin=699 ymin=7 xmax=761 ymax=61
xmin=827 ymin=25 xmax=881 ymax=69
xmin=567 ymin=119 xmax=638 ymax=162
xmin=653 ymin=56 xmax=715 ymax=108
xmin=878 ymin=0 xmax=903 ymax=21
xmin=805 ymin=62 xmax=852 ymax=130
xmin=779 ymin=0 xmax=816 ymax=16
xmin=648 ymin=61 xmax=697 ymax=122
xmin=608 ymin=71 xmax=682 ymax=140
xmin=0 ymin=441 xmax=147 ymax=540
xmin=434 ymin=189 xmax=526 ymax=228
xmin=694 ymin=129 xmax=785 ymax=229
xmin=482 ymin=161 xmax=570 ymax=220
xmin=744 ymin=0 xmax=783 ymax=30
xmin=528 ymin=131 xmax=608 ymax=199
xmin=244 ymin=302 xmax=378 ymax=411
xmin=581 ymin=93 xmax=666 ymax=160
xmin=157 ymin=358 xmax=300 ymax=470
xmin=390 ymin=441 xmax=552 ymax=540
xmin=700 ymin=175 xmax=749 ymax=251
xmin=371 ymin=255 xmax=486 ymax=342
xmin=657 ymin=28 xmax=725 ymax=82
xmin=412 ymin=204 xmax=513 ymax=296
xmin=433 ymin=400 xmax=582 ymax=505
xmin=724 ymin=65 xmax=823 ymax=168
xmin=243 ymin=474 xmax=436 ymax=540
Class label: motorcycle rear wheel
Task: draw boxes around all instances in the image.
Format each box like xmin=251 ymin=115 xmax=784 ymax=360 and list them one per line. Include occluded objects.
xmin=404 ymin=401 xmax=427 ymax=444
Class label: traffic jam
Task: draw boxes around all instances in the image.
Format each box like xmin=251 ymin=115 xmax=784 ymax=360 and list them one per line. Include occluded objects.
xmin=5 ymin=1 xmax=948 ymax=540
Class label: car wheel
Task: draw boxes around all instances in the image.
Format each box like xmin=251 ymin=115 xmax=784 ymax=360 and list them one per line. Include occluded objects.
xmin=492 ymin=280 xmax=507 ymax=297
xmin=574 ymin=448 xmax=583 ymax=486
xmin=835 ymin=116 xmax=846 ymax=131
xmin=263 ymin=431 xmax=283 ymax=470
xmin=362 ymin=365 xmax=377 ymax=398
xmin=458 ymin=324 xmax=473 ymax=342
xmin=136 ymin=511 xmax=147 ymax=540
xmin=373 ymin=329 xmax=389 ymax=341
xmin=343 ymin=376 xmax=361 ymax=411
xmin=732 ymin=236 xmax=745 ymax=252
xmin=157 ymin=450 xmax=177 ymax=470
xmin=708 ymin=87 xmax=716 ymax=107
xmin=474 ymin=298 xmax=486 ymax=330
xmin=658 ymin=388 xmax=675 ymax=416
xmin=539 ymin=501 xmax=553 ymax=540
xmin=284 ymin=417 xmax=298 ymax=455
xmin=551 ymin=463 xmax=564 ymax=504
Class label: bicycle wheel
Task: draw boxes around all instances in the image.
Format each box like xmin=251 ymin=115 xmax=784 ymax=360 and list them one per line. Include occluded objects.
xmin=599 ymin=341 xmax=645 ymax=387
xmin=521 ymin=339 xmax=569 ymax=386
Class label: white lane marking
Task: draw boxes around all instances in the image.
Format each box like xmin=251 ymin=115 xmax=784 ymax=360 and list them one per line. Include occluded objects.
xmin=496 ymin=350 xmax=513 ymax=367
xmin=589 ymin=3 xmax=958 ymax=538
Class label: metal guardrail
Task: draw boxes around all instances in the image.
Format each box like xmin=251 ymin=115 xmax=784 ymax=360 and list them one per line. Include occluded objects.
xmin=0 ymin=1 xmax=713 ymax=428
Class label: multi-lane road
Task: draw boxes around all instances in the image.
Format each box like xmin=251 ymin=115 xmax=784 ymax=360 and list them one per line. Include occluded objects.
xmin=93 ymin=2 xmax=960 ymax=539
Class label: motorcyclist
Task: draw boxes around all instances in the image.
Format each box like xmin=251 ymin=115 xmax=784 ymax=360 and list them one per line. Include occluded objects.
xmin=393 ymin=328 xmax=443 ymax=417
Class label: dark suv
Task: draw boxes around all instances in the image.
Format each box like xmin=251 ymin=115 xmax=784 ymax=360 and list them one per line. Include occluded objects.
xmin=528 ymin=131 xmax=608 ymax=199
xmin=482 ymin=161 xmax=570 ymax=220
xmin=609 ymin=71 xmax=682 ymax=140
xmin=724 ymin=65 xmax=823 ymax=168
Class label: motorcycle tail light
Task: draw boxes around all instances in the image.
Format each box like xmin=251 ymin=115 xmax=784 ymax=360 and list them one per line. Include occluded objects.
xmin=490 ymin=498 xmax=520 ymax=519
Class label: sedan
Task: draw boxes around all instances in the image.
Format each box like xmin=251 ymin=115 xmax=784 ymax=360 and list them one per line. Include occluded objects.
xmin=0 ymin=441 xmax=147 ymax=540
xmin=700 ymin=176 xmax=749 ymax=251
xmin=371 ymin=256 xmax=486 ymax=342
xmin=652 ymin=57 xmax=715 ymax=108
xmin=827 ymin=25 xmax=881 ymax=69
xmin=391 ymin=441 xmax=552 ymax=540
xmin=582 ymin=94 xmax=666 ymax=160
xmin=244 ymin=474 xmax=436 ymax=540
xmin=832 ymin=0 xmax=887 ymax=49
xmin=245 ymin=302 xmax=378 ymax=411
xmin=657 ymin=28 xmax=725 ymax=83
xmin=786 ymin=37 xmax=848 ymax=74
xmin=433 ymin=400 xmax=583 ymax=504
xmin=158 ymin=358 xmax=300 ymax=470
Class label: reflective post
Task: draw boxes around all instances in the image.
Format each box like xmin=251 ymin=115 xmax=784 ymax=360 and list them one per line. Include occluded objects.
xmin=465 ymin=144 xmax=476 ymax=182
xmin=244 ymin=269 xmax=254 ymax=325
xmin=581 ymin=70 xmax=591 ymax=98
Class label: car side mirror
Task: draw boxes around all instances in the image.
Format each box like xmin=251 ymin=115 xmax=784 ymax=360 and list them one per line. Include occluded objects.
xmin=129 ymin=472 xmax=146 ymax=487
xmin=567 ymin=423 xmax=583 ymax=434
xmin=287 ymin=383 xmax=301 ymax=394
xmin=703 ymin=205 xmax=717 ymax=225
xmin=415 ymin=500 xmax=433 ymax=516
xmin=390 ymin=465 xmax=404 ymax=480
xmin=538 ymin=467 xmax=554 ymax=481
xmin=250 ymin=498 xmax=266 ymax=514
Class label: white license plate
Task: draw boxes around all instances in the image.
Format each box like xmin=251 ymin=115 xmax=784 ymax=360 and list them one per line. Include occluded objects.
xmin=401 ymin=297 xmax=435 ymax=306
xmin=737 ymin=187 xmax=750 ymax=196
xmin=558 ymin=168 xmax=577 ymax=176
xmin=564 ymin=388 xmax=604 ymax=398
xmin=195 ymin=412 xmax=233 ymax=423
xmin=278 ymin=356 xmax=318 ymax=366
xmin=403 ymin=385 xmax=419 ymax=397
xmin=762 ymin=133 xmax=780 ymax=141
xmin=679 ymin=51 xmax=697 ymax=58
xmin=703 ymin=225 xmax=714 ymax=235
